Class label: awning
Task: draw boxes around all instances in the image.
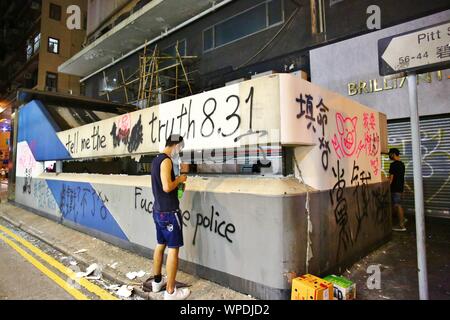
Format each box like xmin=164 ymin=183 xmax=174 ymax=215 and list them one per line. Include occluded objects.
xmin=17 ymin=89 xmax=138 ymax=130
xmin=58 ymin=0 xmax=228 ymax=79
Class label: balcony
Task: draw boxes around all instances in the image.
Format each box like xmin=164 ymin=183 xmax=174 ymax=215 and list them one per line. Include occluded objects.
xmin=58 ymin=0 xmax=229 ymax=79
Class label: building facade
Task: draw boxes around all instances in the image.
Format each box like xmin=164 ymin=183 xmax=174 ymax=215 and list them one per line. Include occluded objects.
xmin=0 ymin=0 xmax=87 ymax=104
xmin=310 ymin=10 xmax=450 ymax=218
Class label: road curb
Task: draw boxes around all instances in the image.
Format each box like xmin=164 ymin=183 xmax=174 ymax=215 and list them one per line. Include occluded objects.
xmin=0 ymin=213 xmax=152 ymax=300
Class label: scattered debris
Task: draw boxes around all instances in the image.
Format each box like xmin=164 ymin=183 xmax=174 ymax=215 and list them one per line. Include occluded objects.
xmin=117 ymin=285 xmax=134 ymax=298
xmin=126 ymin=270 xmax=146 ymax=280
xmin=76 ymin=263 xmax=100 ymax=278
xmin=73 ymin=249 xmax=88 ymax=254
xmin=106 ymin=284 xmax=121 ymax=291
xmin=109 ymin=262 xmax=118 ymax=269
xmin=69 ymin=260 xmax=77 ymax=266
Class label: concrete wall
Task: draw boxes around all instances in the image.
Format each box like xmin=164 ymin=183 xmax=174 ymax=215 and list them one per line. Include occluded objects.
xmin=14 ymin=74 xmax=392 ymax=299
xmin=310 ymin=10 xmax=450 ymax=120
xmin=15 ymin=169 xmax=391 ymax=299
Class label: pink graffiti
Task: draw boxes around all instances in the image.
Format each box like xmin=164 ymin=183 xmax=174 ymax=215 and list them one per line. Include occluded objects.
xmin=357 ymin=113 xmax=380 ymax=159
xmin=118 ymin=114 xmax=131 ymax=140
xmin=332 ymin=113 xmax=358 ymax=159
xmin=371 ymin=158 xmax=380 ymax=176
xmin=18 ymin=145 xmax=36 ymax=171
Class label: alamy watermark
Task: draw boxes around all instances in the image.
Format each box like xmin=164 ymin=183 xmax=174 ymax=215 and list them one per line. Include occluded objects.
xmin=366 ymin=264 xmax=381 ymax=290
xmin=66 ymin=5 xmax=82 ymax=30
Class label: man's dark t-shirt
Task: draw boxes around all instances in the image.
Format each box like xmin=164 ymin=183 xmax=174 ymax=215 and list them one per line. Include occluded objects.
xmin=389 ymin=160 xmax=405 ymax=193
xmin=151 ymin=153 xmax=179 ymax=212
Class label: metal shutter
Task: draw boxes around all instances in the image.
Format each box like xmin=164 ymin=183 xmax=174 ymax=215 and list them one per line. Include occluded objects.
xmin=382 ymin=115 xmax=450 ymax=219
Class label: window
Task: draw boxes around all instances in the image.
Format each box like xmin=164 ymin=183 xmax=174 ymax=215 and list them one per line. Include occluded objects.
xmin=49 ymin=3 xmax=62 ymax=21
xmin=26 ymin=33 xmax=41 ymax=60
xmin=33 ymin=33 xmax=41 ymax=53
xmin=203 ymin=0 xmax=284 ymax=52
xmin=26 ymin=41 xmax=33 ymax=60
xmin=203 ymin=28 xmax=214 ymax=51
xmin=48 ymin=37 xmax=59 ymax=54
xmin=46 ymin=72 xmax=58 ymax=92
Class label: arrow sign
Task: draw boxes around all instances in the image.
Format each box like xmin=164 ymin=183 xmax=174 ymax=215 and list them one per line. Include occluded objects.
xmin=379 ymin=21 xmax=450 ymax=76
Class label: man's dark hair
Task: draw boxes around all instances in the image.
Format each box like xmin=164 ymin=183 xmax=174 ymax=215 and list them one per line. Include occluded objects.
xmin=166 ymin=134 xmax=185 ymax=148
xmin=389 ymin=148 xmax=400 ymax=156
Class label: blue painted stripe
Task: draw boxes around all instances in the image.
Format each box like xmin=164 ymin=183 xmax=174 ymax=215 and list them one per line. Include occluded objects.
xmin=18 ymin=100 xmax=72 ymax=161
xmin=46 ymin=180 xmax=129 ymax=241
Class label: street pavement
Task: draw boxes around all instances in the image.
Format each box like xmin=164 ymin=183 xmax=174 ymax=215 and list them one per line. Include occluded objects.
xmin=0 ymin=200 xmax=449 ymax=300
xmin=0 ymin=237 xmax=74 ymax=300
xmin=0 ymin=202 xmax=252 ymax=300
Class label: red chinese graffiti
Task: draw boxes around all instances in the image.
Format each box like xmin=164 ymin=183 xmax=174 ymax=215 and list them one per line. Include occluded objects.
xmin=332 ymin=113 xmax=358 ymax=159
xmin=357 ymin=112 xmax=381 ymax=175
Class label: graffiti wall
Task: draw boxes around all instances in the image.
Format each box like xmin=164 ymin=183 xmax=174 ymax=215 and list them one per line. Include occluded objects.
xmin=14 ymin=74 xmax=391 ymax=299
xmin=280 ymin=78 xmax=387 ymax=191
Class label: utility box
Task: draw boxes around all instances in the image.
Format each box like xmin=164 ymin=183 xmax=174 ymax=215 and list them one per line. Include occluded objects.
xmin=291 ymin=274 xmax=333 ymax=300
xmin=323 ymin=275 xmax=356 ymax=300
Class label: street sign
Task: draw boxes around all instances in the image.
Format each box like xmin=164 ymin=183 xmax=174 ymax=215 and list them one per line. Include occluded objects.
xmin=378 ymin=21 xmax=450 ymax=76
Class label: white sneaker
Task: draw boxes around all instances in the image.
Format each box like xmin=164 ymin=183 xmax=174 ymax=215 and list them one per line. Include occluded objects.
xmin=164 ymin=287 xmax=191 ymax=300
xmin=151 ymin=276 xmax=167 ymax=293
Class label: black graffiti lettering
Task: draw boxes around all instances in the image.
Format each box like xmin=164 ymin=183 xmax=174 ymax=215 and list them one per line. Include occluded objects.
xmin=246 ymin=86 xmax=255 ymax=130
xmin=159 ymin=120 xmax=167 ymax=142
xmin=128 ymin=115 xmax=144 ymax=153
xmin=186 ymin=100 xmax=195 ymax=140
xmin=221 ymin=95 xmax=241 ymax=138
xmin=59 ymin=184 xmax=108 ymax=222
xmin=65 ymin=133 xmax=78 ymax=154
xmin=177 ymin=103 xmax=188 ymax=138
xmin=225 ymin=223 xmax=236 ymax=243
xmin=316 ymin=98 xmax=329 ymax=137
xmin=372 ymin=187 xmax=390 ymax=226
xmin=23 ymin=168 xmax=32 ymax=194
xmin=330 ymin=160 xmax=353 ymax=261
xmin=351 ymin=161 xmax=372 ymax=242
xmin=192 ymin=206 xmax=235 ymax=246
xmin=296 ymin=94 xmax=330 ymax=171
xmin=149 ymin=112 xmax=158 ymax=143
xmin=296 ymin=93 xmax=316 ymax=132
xmin=234 ymin=87 xmax=267 ymax=142
xmin=319 ymin=137 xmax=331 ymax=171
xmin=91 ymin=126 xmax=107 ymax=151
xmin=134 ymin=187 xmax=153 ymax=214
xmin=182 ymin=210 xmax=190 ymax=227
xmin=81 ymin=137 xmax=91 ymax=151
xmin=201 ymin=98 xmax=217 ymax=138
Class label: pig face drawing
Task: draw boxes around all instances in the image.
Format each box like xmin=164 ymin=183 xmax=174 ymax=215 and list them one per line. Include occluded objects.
xmin=336 ymin=113 xmax=358 ymax=157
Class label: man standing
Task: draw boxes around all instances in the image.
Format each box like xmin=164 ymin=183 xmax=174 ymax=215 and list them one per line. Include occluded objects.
xmin=389 ymin=148 xmax=406 ymax=232
xmin=150 ymin=134 xmax=190 ymax=300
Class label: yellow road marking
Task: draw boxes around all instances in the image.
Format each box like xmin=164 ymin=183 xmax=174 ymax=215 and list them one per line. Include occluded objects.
xmin=0 ymin=232 xmax=89 ymax=300
xmin=0 ymin=225 xmax=118 ymax=300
